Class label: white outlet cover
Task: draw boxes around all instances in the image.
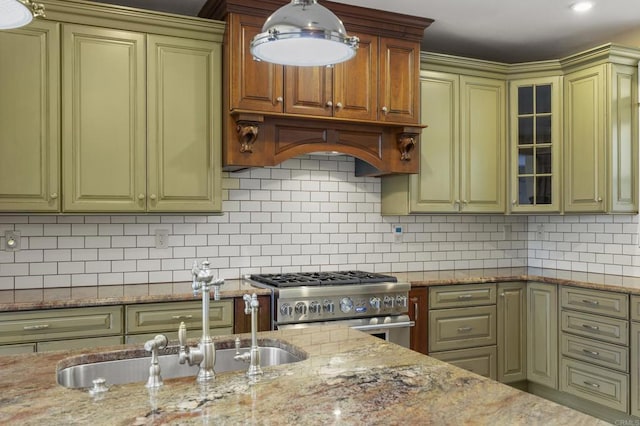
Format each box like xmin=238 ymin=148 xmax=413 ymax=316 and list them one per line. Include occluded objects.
xmin=4 ymin=230 xmax=20 ymax=251
xmin=154 ymin=229 xmax=169 ymax=249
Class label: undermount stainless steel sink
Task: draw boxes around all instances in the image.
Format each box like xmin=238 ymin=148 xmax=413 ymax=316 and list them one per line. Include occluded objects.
xmin=57 ymin=340 xmax=306 ymax=389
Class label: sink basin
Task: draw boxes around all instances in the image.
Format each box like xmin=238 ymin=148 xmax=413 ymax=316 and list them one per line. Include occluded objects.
xmin=57 ymin=339 xmax=306 ymax=389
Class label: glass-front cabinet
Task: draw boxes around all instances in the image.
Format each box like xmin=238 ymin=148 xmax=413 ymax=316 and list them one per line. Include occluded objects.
xmin=509 ymin=77 xmax=561 ymax=213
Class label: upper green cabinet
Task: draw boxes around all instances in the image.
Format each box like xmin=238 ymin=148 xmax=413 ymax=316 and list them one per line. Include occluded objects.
xmin=563 ymin=59 xmax=638 ymax=213
xmin=0 ymin=21 xmax=60 ymax=211
xmin=62 ymin=25 xmax=147 ymax=212
xmin=0 ymin=0 xmax=224 ymax=213
xmin=381 ymin=66 xmax=506 ymax=214
xmin=509 ymin=77 xmax=562 ymax=213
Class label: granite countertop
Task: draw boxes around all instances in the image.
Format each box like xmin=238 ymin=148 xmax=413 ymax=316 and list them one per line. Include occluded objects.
xmin=0 ymin=325 xmax=605 ymax=425
xmin=0 ymin=279 xmax=270 ymax=312
xmin=3 ymin=268 xmax=640 ymax=313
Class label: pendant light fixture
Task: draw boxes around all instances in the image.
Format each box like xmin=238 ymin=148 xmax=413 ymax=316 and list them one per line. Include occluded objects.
xmin=0 ymin=0 xmax=45 ymax=30
xmin=250 ymin=0 xmax=358 ymax=67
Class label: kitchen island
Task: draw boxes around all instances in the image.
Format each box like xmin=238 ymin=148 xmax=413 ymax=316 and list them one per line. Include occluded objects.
xmin=0 ymin=324 xmax=605 ymax=425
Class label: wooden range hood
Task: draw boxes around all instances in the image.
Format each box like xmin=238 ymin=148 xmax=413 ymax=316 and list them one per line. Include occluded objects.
xmin=199 ymin=0 xmax=432 ymax=176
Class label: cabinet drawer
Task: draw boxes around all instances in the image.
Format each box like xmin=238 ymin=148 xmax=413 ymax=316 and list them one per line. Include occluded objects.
xmin=561 ymin=333 xmax=628 ymax=372
xmin=0 ymin=306 xmax=123 ymax=344
xmin=561 ymin=310 xmax=628 ymax=346
xmin=430 ymin=346 xmax=497 ymax=380
xmin=560 ymin=358 xmax=628 ymax=413
xmin=429 ymin=284 xmax=496 ymax=309
xmin=630 ymin=295 xmax=640 ymax=322
xmin=429 ymin=306 xmax=496 ymax=352
xmin=126 ymin=300 xmax=233 ymax=334
xmin=0 ymin=343 xmax=36 ymax=355
xmin=561 ymin=286 xmax=628 ymax=319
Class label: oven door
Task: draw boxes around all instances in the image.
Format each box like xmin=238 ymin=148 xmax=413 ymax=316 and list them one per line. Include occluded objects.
xmin=277 ymin=315 xmax=414 ymax=348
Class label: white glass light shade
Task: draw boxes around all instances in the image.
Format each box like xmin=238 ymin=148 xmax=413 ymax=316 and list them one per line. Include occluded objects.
xmin=0 ymin=0 xmax=33 ymax=30
xmin=250 ymin=0 xmax=359 ymax=67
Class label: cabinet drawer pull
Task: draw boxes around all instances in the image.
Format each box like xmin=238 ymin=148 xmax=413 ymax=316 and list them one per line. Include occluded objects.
xmin=582 ymin=299 xmax=600 ymax=306
xmin=23 ymin=324 xmax=50 ymax=331
xmin=457 ymin=294 xmax=473 ymax=300
xmin=413 ymin=302 xmax=419 ymax=321
xmin=582 ymin=324 xmax=600 ymax=331
xmin=457 ymin=326 xmax=473 ymax=333
xmin=171 ymin=315 xmax=193 ymax=320
xmin=582 ymin=349 xmax=600 ymax=357
xmin=584 ymin=381 xmax=600 ymax=389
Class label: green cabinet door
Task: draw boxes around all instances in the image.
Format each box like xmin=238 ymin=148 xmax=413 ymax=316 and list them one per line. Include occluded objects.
xmin=459 ymin=75 xmax=506 ymax=213
xmin=563 ymin=65 xmax=606 ymax=213
xmin=509 ymin=76 xmax=561 ymax=213
xmin=62 ymin=24 xmax=146 ymax=212
xmin=146 ymin=35 xmax=222 ymax=212
xmin=527 ymin=281 xmax=558 ymax=389
xmin=0 ymin=21 xmax=60 ymax=212
xmin=497 ymin=282 xmax=526 ymax=383
xmin=631 ymin=322 xmax=640 ymax=417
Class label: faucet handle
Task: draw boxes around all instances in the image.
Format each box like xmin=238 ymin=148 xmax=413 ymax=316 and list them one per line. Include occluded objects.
xmin=178 ymin=322 xmax=187 ymax=347
xmin=235 ymin=337 xmax=241 ymax=355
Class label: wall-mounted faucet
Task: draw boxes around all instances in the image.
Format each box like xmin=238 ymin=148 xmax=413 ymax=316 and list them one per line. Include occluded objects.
xmin=234 ymin=293 xmax=263 ymax=376
xmin=177 ymin=260 xmax=224 ymax=383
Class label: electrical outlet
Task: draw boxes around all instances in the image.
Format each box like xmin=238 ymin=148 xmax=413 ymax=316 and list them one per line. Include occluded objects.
xmin=392 ymin=224 xmax=403 ymax=243
xmin=154 ymin=229 xmax=169 ymax=249
xmin=503 ymin=224 xmax=512 ymax=240
xmin=536 ymin=224 xmax=544 ymax=240
xmin=4 ymin=231 xmax=20 ymax=251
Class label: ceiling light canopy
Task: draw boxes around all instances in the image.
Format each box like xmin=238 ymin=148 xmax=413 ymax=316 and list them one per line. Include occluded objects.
xmin=571 ymin=1 xmax=594 ymax=12
xmin=0 ymin=0 xmax=45 ymax=30
xmin=250 ymin=0 xmax=359 ymax=67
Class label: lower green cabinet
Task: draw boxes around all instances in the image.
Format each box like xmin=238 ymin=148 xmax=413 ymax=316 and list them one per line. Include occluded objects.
xmin=526 ymin=281 xmax=558 ymax=389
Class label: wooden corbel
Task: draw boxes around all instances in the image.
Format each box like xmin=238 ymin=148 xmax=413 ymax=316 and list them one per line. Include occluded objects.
xmin=235 ymin=121 xmax=260 ymax=153
xmin=397 ymin=132 xmax=418 ymax=161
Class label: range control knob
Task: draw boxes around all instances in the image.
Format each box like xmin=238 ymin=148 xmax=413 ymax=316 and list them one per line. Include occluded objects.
xmin=395 ymin=295 xmax=408 ymax=308
xmin=369 ymin=297 xmax=381 ymax=311
xmin=383 ymin=296 xmax=394 ymax=308
xmin=309 ymin=301 xmax=321 ymax=314
xmin=295 ymin=302 xmax=307 ymax=315
xmin=340 ymin=297 xmax=354 ymax=313
xmin=280 ymin=303 xmax=293 ymax=317
xmin=323 ymin=300 xmax=335 ymax=313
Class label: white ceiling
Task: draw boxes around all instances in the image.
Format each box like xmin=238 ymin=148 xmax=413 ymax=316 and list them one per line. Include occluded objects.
xmin=92 ymin=0 xmax=640 ymax=63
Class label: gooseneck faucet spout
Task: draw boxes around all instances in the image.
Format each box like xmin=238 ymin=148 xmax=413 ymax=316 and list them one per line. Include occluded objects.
xmin=177 ymin=260 xmax=224 ymax=383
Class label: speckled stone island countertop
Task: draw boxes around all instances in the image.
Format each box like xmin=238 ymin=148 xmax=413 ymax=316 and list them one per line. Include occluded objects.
xmin=0 ymin=324 xmax=607 ymax=425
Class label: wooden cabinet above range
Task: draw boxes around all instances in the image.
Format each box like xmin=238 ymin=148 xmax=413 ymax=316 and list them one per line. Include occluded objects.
xmin=199 ymin=0 xmax=432 ymax=176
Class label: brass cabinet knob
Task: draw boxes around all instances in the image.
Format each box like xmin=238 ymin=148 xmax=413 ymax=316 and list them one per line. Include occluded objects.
xmin=326 ymin=101 xmax=333 ymax=107
xmin=138 ymin=194 xmax=145 ymax=200
xmin=50 ymin=192 xmax=58 ymax=199
xmin=276 ymin=96 xmax=283 ymax=103
xmin=149 ymin=194 xmax=157 ymax=201
xmin=512 ymin=199 xmax=517 ymax=205
xmin=381 ymin=106 xmax=388 ymax=114
xmin=336 ymin=102 xmax=343 ymax=109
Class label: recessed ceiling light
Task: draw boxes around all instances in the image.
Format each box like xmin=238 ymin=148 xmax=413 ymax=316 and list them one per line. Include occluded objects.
xmin=571 ymin=1 xmax=593 ymax=12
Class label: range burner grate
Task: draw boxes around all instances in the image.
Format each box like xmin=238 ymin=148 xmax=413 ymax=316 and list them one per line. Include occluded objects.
xmin=249 ymin=270 xmax=397 ymax=287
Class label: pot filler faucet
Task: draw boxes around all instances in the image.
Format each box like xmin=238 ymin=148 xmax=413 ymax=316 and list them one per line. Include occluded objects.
xmin=177 ymin=260 xmax=224 ymax=383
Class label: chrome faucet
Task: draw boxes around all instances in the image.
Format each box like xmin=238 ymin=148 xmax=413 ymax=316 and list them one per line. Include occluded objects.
xmin=234 ymin=293 xmax=263 ymax=376
xmin=177 ymin=260 xmax=224 ymax=383
xmin=144 ymin=334 xmax=168 ymax=388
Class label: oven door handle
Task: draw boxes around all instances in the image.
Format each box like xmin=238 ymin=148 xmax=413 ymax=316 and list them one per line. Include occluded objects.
xmin=351 ymin=321 xmax=415 ymax=331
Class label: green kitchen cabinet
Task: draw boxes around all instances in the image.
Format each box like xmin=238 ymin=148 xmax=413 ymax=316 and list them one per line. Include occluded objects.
xmin=62 ymin=25 xmax=222 ymax=213
xmin=382 ymin=67 xmax=506 ymax=214
xmin=62 ymin=24 xmax=147 ymax=212
xmin=563 ymin=59 xmax=638 ymax=213
xmin=527 ymin=281 xmax=558 ymax=389
xmin=0 ymin=21 xmax=60 ymax=212
xmin=509 ymin=77 xmax=562 ymax=213
xmin=497 ymin=282 xmax=526 ymax=383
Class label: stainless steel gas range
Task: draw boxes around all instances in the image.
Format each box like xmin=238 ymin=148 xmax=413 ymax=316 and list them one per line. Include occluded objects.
xmin=245 ymin=271 xmax=414 ymax=348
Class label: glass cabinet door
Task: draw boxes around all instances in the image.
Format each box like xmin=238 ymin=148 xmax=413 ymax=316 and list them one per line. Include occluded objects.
xmin=509 ymin=77 xmax=561 ymax=213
